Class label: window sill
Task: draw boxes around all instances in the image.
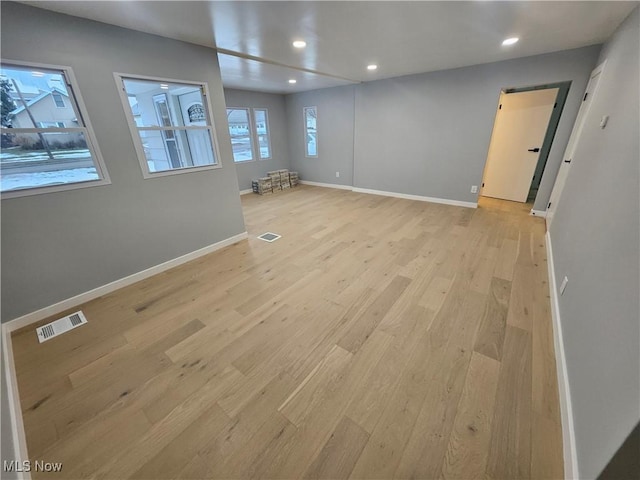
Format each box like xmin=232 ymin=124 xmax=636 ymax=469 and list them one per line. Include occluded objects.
xmin=141 ymin=162 xmax=222 ymax=179
xmin=1 ymin=177 xmax=112 ymax=200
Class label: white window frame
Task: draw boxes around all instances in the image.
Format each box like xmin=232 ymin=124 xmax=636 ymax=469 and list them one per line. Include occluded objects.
xmin=226 ymin=106 xmax=272 ymax=163
xmin=0 ymin=59 xmax=111 ymax=199
xmin=226 ymin=107 xmax=255 ymax=163
xmin=114 ymin=72 xmax=222 ymax=179
xmin=253 ymin=107 xmax=272 ymax=160
xmin=304 ymin=106 xmax=318 ymax=158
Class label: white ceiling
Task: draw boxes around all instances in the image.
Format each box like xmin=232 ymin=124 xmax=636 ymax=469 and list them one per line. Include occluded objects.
xmin=20 ymin=1 xmax=638 ymax=94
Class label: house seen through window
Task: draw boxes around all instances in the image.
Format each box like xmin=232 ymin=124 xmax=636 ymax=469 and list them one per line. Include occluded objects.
xmin=0 ymin=63 xmax=109 ymax=196
xmin=117 ymin=75 xmax=219 ymax=177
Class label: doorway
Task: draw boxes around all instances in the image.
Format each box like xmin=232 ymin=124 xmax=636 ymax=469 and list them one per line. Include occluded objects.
xmin=480 ymin=82 xmax=570 ymax=205
xmin=546 ymin=62 xmax=605 ymax=227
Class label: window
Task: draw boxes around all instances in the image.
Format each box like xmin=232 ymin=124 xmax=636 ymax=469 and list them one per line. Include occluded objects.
xmin=304 ymin=106 xmax=317 ymax=157
xmin=226 ymin=108 xmax=253 ymax=162
xmin=0 ymin=62 xmax=109 ymax=197
xmin=226 ymin=107 xmax=272 ymax=162
xmin=51 ymin=91 xmax=65 ymax=108
xmin=116 ymin=74 xmax=220 ymax=178
xmin=254 ymin=109 xmax=271 ymax=159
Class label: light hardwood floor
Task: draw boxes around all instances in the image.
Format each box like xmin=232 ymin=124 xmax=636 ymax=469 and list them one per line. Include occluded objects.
xmin=11 ymin=186 xmax=563 ymax=479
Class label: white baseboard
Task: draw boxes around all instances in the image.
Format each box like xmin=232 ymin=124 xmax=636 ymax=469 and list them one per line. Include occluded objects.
xmin=299 ymin=180 xmax=477 ymax=209
xmin=2 ymin=326 xmax=31 ymax=480
xmin=530 ymin=209 xmax=547 ymax=218
xmin=239 ymin=188 xmax=253 ymax=195
xmin=4 ymin=231 xmax=248 ymax=333
xmin=299 ymin=180 xmax=354 ymax=191
xmin=352 ymin=187 xmax=477 ymax=209
xmin=545 ymin=231 xmax=579 ymax=479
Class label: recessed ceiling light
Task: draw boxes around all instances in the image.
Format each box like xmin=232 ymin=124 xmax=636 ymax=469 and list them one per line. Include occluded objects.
xmin=502 ymin=37 xmax=519 ymax=46
xmin=292 ymin=40 xmax=307 ymax=49
xmin=288 ymin=79 xmax=297 ymax=84
xmin=160 ymin=83 xmax=169 ymax=89
xmin=367 ymin=64 xmax=378 ymax=71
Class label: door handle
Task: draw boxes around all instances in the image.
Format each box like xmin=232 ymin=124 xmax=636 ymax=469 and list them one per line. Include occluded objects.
xmin=564 ymin=159 xmax=572 ymax=163
xmin=527 ymin=148 xmax=540 ymax=153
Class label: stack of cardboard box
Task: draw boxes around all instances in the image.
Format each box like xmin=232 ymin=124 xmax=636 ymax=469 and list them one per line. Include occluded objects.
xmin=252 ymin=177 xmax=273 ymax=195
xmin=252 ymin=170 xmax=299 ymax=195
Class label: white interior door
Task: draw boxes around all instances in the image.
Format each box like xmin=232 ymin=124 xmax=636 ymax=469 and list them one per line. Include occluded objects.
xmin=546 ymin=62 xmax=605 ymax=227
xmin=481 ymin=88 xmax=559 ymax=203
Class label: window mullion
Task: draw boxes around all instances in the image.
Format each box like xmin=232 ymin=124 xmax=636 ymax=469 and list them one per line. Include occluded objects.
xmin=2 ymin=127 xmax=87 ymax=134
xmin=249 ymin=108 xmax=258 ymax=160
xmin=135 ymin=125 xmax=212 ymax=132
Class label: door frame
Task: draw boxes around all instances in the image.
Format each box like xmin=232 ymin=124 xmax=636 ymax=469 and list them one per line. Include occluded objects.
xmin=545 ymin=61 xmax=607 ymax=227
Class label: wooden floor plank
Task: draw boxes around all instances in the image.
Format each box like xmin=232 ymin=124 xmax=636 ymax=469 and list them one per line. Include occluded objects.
xmin=441 ymin=352 xmax=501 ymax=479
xmin=506 ymin=263 xmax=536 ymax=332
xmin=531 ymin=411 xmax=564 ymax=480
xmin=349 ymin=319 xmax=470 ymax=479
xmin=391 ymin=335 xmax=473 ymax=479
xmin=485 ymin=325 xmax=533 ymax=480
xmin=336 ymin=275 xmax=411 ymax=354
xmin=303 ymin=415 xmax=370 ymax=480
xmin=279 ymin=345 xmax=353 ymax=426
xmin=474 ymin=277 xmax=511 ymax=361
xmin=128 ymin=403 xmax=230 ymax=479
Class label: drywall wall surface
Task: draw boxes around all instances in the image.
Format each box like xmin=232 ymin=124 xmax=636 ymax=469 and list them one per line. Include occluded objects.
xmin=1 ymin=2 xmax=245 ymax=322
xmin=224 ymin=88 xmax=291 ymax=190
xmin=285 ymin=85 xmax=355 ymax=186
xmin=549 ymin=7 xmax=640 ymax=479
xmin=353 ymin=45 xmax=600 ymax=204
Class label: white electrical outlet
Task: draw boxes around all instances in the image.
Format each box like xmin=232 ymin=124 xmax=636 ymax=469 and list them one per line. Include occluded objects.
xmin=471 ymin=185 xmax=478 ymax=194
xmin=560 ymin=276 xmax=569 ymax=295
xmin=336 ymin=171 xmax=340 ymax=178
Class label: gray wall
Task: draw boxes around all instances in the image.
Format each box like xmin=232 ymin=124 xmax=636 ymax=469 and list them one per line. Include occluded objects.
xmin=284 ymin=46 xmax=600 ymax=206
xmin=548 ymin=8 xmax=640 ymax=479
xmin=1 ymin=3 xmax=246 ymax=322
xmin=286 ymin=85 xmax=355 ymax=187
xmin=224 ymin=88 xmax=290 ymax=190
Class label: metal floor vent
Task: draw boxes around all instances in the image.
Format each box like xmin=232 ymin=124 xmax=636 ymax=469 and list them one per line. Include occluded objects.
xmin=257 ymin=232 xmax=281 ymax=242
xmin=36 ymin=311 xmax=87 ymax=343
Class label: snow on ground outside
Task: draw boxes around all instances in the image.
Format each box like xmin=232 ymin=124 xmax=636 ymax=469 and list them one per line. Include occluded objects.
xmin=1 ymin=168 xmax=99 ymax=191
xmin=0 ymin=149 xmax=91 ymax=163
